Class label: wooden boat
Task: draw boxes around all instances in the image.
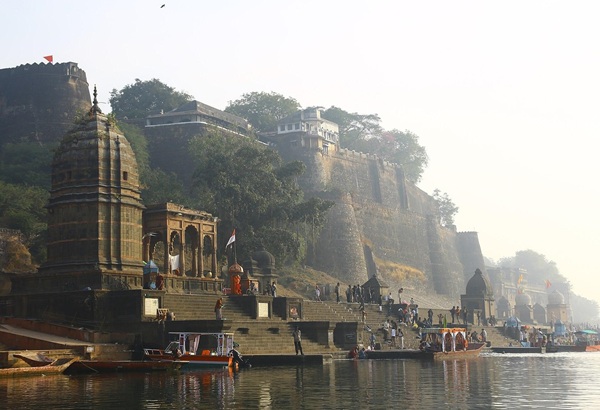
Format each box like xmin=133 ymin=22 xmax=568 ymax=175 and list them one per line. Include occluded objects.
xmin=144 ymin=332 xmax=235 ymax=368
xmin=64 ymin=359 xmax=185 ymax=374
xmin=545 ymin=344 xmax=586 ymax=353
xmin=13 ymin=352 xmax=55 ymax=367
xmin=0 ymin=358 xmax=77 ymax=378
xmin=419 ymin=327 xmax=484 ymax=360
xmin=491 ymin=345 xmax=546 ymax=354
xmin=574 ymin=330 xmax=600 ymax=352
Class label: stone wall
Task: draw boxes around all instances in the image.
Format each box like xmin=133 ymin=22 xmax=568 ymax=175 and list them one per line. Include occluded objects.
xmin=0 ymin=62 xmax=90 ymax=145
xmin=273 ymin=145 xmax=485 ymax=299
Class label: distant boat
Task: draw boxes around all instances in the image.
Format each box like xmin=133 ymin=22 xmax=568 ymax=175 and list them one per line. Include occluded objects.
xmin=490 ymin=345 xmax=547 ymax=354
xmin=574 ymin=330 xmax=600 ymax=352
xmin=0 ymin=357 xmax=77 ymax=378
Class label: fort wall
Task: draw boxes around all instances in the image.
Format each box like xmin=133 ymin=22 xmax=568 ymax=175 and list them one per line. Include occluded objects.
xmin=274 ymin=145 xmax=483 ymax=298
xmin=0 ymin=62 xmax=90 ymax=145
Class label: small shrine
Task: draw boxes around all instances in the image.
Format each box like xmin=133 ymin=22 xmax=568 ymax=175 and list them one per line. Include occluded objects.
xmin=243 ymin=246 xmax=279 ymax=295
xmin=460 ymin=268 xmax=495 ymax=324
xmin=362 ymin=274 xmax=389 ymax=305
xmin=514 ymin=292 xmax=534 ymax=323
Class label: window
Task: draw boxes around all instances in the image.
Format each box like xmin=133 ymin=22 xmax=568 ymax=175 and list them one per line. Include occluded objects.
xmin=280 ymin=125 xmax=285 ymax=132
xmin=123 ymin=171 xmax=128 ymax=181
xmin=287 ymin=124 xmax=292 ymax=130
xmin=294 ymin=123 xmax=300 ymax=130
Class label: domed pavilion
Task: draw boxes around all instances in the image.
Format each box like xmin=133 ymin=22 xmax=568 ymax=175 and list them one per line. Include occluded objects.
xmin=514 ymin=291 xmax=534 ymax=323
xmin=547 ymin=290 xmax=569 ymax=324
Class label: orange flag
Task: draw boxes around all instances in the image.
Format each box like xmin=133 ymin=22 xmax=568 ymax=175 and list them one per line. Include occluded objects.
xmin=43 ymin=55 xmax=53 ymax=63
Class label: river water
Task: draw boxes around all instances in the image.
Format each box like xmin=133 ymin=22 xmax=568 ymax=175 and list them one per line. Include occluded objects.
xmin=1 ymin=352 xmax=599 ymax=409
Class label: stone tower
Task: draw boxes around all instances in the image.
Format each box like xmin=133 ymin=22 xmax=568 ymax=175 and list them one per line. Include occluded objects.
xmin=0 ymin=62 xmax=90 ymax=145
xmin=39 ymin=88 xmax=144 ymax=286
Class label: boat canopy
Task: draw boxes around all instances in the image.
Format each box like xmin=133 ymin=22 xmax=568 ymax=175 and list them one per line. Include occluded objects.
xmin=168 ymin=332 xmax=234 ymax=357
xmin=420 ymin=328 xmax=469 ymax=353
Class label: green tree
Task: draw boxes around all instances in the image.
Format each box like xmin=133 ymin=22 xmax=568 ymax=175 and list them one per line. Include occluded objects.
xmin=225 ymin=91 xmax=301 ymax=133
xmin=141 ymin=168 xmax=187 ymax=206
xmin=322 ymin=106 xmax=383 ymax=148
xmin=432 ymin=189 xmax=459 ymax=227
xmin=0 ymin=181 xmax=48 ymax=262
xmin=109 ymin=79 xmax=193 ymax=120
xmin=117 ymin=122 xmax=149 ymax=173
xmin=189 ymin=133 xmax=333 ymax=265
xmin=0 ymin=142 xmax=56 ymax=189
xmin=499 ymin=250 xmax=562 ymax=284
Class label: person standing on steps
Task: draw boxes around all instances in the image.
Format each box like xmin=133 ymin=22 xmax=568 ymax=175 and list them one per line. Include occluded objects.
xmin=214 ymin=297 xmax=223 ymax=320
xmin=293 ymin=326 xmax=304 ymax=355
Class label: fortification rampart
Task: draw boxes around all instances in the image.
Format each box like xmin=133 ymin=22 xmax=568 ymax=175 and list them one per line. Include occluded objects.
xmin=275 ymin=145 xmax=484 ymax=298
xmin=0 ymin=62 xmax=90 ymax=145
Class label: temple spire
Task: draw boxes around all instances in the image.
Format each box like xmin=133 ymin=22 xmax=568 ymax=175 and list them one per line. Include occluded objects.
xmin=91 ymin=85 xmax=102 ymax=114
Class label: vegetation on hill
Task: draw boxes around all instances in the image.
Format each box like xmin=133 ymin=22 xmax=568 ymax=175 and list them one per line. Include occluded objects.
xmin=497 ymin=250 xmax=599 ymax=319
xmin=188 ymin=131 xmax=334 ymax=265
xmin=225 ymin=91 xmax=301 ymax=133
xmin=109 ymin=78 xmax=193 ymax=120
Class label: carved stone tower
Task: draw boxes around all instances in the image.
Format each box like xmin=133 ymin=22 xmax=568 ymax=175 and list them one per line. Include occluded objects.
xmin=40 ymin=87 xmax=144 ymax=285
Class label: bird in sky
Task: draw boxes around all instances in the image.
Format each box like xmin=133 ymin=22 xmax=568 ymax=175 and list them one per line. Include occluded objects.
xmin=161 ymin=4 xmax=165 ymax=8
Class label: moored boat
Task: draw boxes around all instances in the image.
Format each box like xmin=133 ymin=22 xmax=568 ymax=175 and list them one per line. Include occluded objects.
xmin=0 ymin=357 xmax=77 ymax=378
xmin=574 ymin=330 xmax=600 ymax=352
xmin=13 ymin=352 xmax=55 ymax=367
xmin=491 ymin=345 xmax=547 ymax=354
xmin=64 ymin=359 xmax=184 ymax=374
xmin=419 ymin=327 xmax=484 ymax=359
xmin=144 ymin=332 xmax=235 ymax=368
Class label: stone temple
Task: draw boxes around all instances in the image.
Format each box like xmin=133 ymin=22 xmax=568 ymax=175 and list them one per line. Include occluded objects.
xmin=4 ymin=88 xmax=223 ymax=328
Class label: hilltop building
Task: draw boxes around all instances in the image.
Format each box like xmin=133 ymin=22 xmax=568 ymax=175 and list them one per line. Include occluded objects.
xmin=273 ymin=107 xmax=340 ymax=155
xmin=144 ymin=100 xmax=250 ymax=187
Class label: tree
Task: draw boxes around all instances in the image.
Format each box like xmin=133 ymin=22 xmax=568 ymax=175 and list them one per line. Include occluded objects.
xmin=432 ymin=189 xmax=459 ymax=227
xmin=225 ymin=92 xmax=301 ymax=133
xmin=109 ymin=79 xmax=193 ymax=120
xmin=499 ymin=250 xmax=562 ymax=283
xmin=0 ymin=142 xmax=56 ymax=189
xmin=189 ymin=132 xmax=333 ymax=265
xmin=0 ymin=181 xmax=48 ymax=262
xmin=322 ymin=106 xmax=383 ymax=148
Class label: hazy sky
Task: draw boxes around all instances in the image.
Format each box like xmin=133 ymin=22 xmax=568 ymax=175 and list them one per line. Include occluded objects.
xmin=2 ymin=1 xmax=600 ymax=306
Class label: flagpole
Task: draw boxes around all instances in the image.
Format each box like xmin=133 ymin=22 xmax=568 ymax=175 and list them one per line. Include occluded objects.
xmin=233 ymin=239 xmax=237 ymax=264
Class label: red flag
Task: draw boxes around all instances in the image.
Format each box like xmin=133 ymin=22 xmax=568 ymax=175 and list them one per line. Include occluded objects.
xmin=545 ymin=279 xmax=552 ymax=289
xmin=226 ymin=229 xmax=236 ymax=248
xmin=43 ymin=55 xmax=53 ymax=63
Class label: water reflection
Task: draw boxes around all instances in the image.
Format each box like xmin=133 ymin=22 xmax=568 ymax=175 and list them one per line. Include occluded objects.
xmin=1 ymin=353 xmax=600 ymax=409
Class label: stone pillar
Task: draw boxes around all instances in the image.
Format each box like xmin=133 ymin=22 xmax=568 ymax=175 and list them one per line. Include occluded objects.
xmin=191 ymin=241 xmax=198 ymax=277
xmin=179 ymin=238 xmax=185 ymax=276
xmin=199 ymin=235 xmax=204 ymax=276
